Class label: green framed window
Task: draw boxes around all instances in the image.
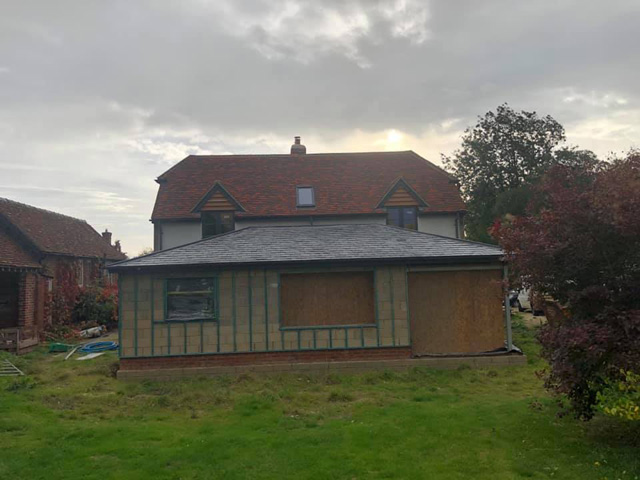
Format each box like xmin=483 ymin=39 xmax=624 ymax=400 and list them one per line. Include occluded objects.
xmin=386 ymin=207 xmax=417 ymax=230
xmin=164 ymin=277 xmax=217 ymax=322
xmin=202 ymin=211 xmax=234 ymax=239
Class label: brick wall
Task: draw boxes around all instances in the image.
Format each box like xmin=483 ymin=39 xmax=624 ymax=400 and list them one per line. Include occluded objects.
xmin=119 ymin=266 xmax=411 ymax=358
xmin=17 ymin=272 xmax=37 ymax=339
xmin=120 ymin=346 xmax=412 ymax=370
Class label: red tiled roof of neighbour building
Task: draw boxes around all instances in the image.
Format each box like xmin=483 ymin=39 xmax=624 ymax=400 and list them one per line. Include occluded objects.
xmin=0 ymin=198 xmax=126 ymax=261
xmin=0 ymin=224 xmax=41 ymax=269
xmin=152 ymin=150 xmax=466 ymax=221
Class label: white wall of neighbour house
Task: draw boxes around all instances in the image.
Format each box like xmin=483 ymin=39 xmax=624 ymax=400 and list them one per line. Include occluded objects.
xmin=159 ymin=221 xmax=201 ymax=250
xmin=418 ymin=214 xmax=459 ymax=238
xmin=235 ymin=215 xmax=385 ymax=229
xmin=156 ymin=213 xmax=461 ymax=250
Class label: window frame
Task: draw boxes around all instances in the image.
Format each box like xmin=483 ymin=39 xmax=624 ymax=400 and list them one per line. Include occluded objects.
xmin=386 ymin=206 xmax=418 ymax=230
xmin=296 ymin=186 xmax=315 ymax=208
xmin=201 ymin=211 xmax=235 ymax=239
xmin=163 ymin=276 xmax=219 ymax=323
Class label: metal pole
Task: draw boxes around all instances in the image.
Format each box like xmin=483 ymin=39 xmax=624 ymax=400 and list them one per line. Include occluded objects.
xmin=503 ymin=264 xmax=513 ymax=351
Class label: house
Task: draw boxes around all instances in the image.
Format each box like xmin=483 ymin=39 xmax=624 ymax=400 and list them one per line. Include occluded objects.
xmin=151 ymin=137 xmax=467 ymax=251
xmin=110 ymin=224 xmax=522 ymax=380
xmin=0 ymin=198 xmax=126 ymax=353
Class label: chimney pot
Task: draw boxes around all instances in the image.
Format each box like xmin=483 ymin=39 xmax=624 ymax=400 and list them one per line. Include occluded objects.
xmin=102 ymin=229 xmax=112 ymax=246
xmin=291 ymin=136 xmax=306 ymax=154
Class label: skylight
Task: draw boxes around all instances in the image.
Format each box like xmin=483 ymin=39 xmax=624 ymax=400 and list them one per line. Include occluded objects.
xmin=296 ymin=186 xmax=315 ymax=207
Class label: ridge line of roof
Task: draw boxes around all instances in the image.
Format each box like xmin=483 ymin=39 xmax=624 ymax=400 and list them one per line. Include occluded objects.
xmin=0 ymin=197 xmax=125 ymax=260
xmin=0 ymin=197 xmax=91 ymax=224
xmin=155 ymin=150 xmax=420 ymax=180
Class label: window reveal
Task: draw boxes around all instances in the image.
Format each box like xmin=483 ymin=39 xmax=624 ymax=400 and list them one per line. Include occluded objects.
xmin=202 ymin=211 xmax=234 ymax=238
xmin=165 ymin=277 xmax=216 ymax=321
xmin=386 ymin=207 xmax=417 ymax=230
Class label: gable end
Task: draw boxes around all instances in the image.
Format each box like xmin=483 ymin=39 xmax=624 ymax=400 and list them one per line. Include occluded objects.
xmin=376 ymin=178 xmax=428 ymax=209
xmin=191 ymin=182 xmax=246 ymax=213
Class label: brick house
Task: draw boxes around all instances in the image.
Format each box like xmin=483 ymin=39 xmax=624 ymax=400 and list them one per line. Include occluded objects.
xmin=109 ymin=140 xmax=521 ymax=379
xmin=152 ymin=137 xmax=467 ymax=250
xmin=0 ymin=198 xmax=126 ymax=353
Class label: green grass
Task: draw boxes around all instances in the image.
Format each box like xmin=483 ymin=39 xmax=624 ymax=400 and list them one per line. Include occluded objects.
xmin=1 ymin=319 xmax=638 ymax=479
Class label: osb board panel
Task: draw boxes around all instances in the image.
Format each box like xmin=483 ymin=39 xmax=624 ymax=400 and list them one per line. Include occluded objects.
xmin=384 ymin=187 xmax=419 ymax=206
xmin=280 ymin=272 xmax=375 ymax=327
xmin=201 ymin=192 xmax=234 ymax=211
xmin=408 ymin=269 xmax=503 ymax=354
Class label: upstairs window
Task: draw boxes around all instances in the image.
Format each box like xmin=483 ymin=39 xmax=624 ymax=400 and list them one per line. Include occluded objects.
xmin=202 ymin=211 xmax=234 ymax=238
xmin=296 ymin=186 xmax=315 ymax=207
xmin=165 ymin=278 xmax=217 ymax=322
xmin=387 ymin=207 xmax=417 ymax=230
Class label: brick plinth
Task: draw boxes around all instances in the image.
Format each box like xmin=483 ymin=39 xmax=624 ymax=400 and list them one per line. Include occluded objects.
xmin=120 ymin=347 xmax=413 ymax=371
xmin=117 ymin=351 xmax=527 ymax=380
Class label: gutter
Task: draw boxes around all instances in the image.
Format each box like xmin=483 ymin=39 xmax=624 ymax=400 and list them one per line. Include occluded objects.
xmin=107 ymin=255 xmax=504 ymax=274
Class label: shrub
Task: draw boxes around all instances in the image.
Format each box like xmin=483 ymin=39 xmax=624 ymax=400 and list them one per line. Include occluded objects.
xmin=71 ymin=284 xmax=118 ymax=329
xmin=494 ymin=151 xmax=640 ymax=419
xmin=597 ymin=370 xmax=640 ymax=421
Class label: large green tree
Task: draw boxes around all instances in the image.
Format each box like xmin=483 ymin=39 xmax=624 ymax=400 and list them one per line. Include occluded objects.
xmin=443 ymin=104 xmax=598 ymax=242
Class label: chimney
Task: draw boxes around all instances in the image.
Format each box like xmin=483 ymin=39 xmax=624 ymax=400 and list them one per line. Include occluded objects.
xmin=290 ymin=136 xmax=306 ymax=154
xmin=102 ymin=229 xmax=112 ymax=246
xmin=114 ymin=240 xmax=122 ymax=253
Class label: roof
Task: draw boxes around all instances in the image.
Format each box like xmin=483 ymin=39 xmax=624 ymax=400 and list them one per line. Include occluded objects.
xmin=152 ymin=151 xmax=465 ymax=221
xmin=0 ymin=198 xmax=126 ymax=261
xmin=109 ymin=224 xmax=502 ymax=271
xmin=0 ymin=224 xmax=41 ymax=269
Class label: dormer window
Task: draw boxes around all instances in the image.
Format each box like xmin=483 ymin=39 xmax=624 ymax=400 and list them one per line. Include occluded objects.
xmin=387 ymin=207 xmax=418 ymax=230
xmin=202 ymin=211 xmax=234 ymax=238
xmin=296 ymin=186 xmax=315 ymax=207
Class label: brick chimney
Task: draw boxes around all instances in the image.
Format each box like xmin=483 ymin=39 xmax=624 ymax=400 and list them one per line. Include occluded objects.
xmin=290 ymin=136 xmax=306 ymax=154
xmin=102 ymin=229 xmax=112 ymax=245
xmin=114 ymin=240 xmax=121 ymax=253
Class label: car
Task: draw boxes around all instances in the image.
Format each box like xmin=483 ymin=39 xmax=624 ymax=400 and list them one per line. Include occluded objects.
xmin=515 ymin=288 xmax=544 ymax=316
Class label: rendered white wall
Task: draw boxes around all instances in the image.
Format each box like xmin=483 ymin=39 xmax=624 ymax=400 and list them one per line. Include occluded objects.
xmin=159 ymin=221 xmax=201 ymax=250
xmin=157 ymin=213 xmax=460 ymax=250
xmin=418 ymin=214 xmax=458 ymax=238
xmin=236 ymin=215 xmax=385 ymax=229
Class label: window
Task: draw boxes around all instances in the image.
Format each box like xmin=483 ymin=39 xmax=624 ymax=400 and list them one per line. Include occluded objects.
xmin=165 ymin=278 xmax=216 ymax=322
xmin=296 ymin=186 xmax=315 ymax=207
xmin=386 ymin=207 xmax=417 ymax=230
xmin=202 ymin=211 xmax=234 ymax=238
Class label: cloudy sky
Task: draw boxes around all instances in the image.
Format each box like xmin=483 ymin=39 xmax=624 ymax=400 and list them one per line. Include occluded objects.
xmin=1 ymin=1 xmax=638 ymax=255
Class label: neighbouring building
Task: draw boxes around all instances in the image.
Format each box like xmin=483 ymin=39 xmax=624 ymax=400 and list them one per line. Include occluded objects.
xmin=0 ymin=198 xmax=126 ymax=353
xmin=109 ymin=224 xmax=522 ymax=380
xmin=152 ymin=137 xmax=467 ymax=251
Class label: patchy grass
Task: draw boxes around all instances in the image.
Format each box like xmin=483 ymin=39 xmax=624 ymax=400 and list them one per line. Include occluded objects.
xmin=0 ymin=318 xmax=638 ymax=479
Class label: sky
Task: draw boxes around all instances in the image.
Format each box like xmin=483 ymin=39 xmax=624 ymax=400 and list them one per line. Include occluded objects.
xmin=1 ymin=1 xmax=639 ymax=256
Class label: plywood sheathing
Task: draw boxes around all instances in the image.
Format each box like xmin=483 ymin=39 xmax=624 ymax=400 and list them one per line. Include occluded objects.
xmin=408 ymin=269 xmax=504 ymax=355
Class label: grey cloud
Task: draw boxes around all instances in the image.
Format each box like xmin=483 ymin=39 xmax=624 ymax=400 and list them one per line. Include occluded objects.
xmin=0 ymin=0 xmax=639 ymax=254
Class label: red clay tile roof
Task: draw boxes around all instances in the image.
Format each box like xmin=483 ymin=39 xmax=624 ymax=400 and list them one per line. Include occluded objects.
xmin=152 ymin=151 xmax=465 ymax=221
xmin=0 ymin=198 xmax=126 ymax=261
xmin=0 ymin=224 xmax=41 ymax=269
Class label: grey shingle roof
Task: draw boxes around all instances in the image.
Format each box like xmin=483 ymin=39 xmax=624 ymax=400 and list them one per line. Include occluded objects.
xmin=110 ymin=225 xmax=502 ymax=271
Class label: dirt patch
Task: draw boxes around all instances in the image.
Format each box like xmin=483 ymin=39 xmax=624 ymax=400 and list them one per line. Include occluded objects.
xmin=515 ymin=309 xmax=546 ymax=328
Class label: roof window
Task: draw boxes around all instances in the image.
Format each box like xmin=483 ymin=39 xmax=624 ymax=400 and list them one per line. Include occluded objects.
xmin=296 ymin=186 xmax=315 ymax=207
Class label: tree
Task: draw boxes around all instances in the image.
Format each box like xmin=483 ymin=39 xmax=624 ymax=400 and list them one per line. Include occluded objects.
xmin=493 ymin=151 xmax=640 ymax=419
xmin=443 ymin=104 xmax=598 ymax=242
xmin=137 ymin=247 xmax=153 ymax=257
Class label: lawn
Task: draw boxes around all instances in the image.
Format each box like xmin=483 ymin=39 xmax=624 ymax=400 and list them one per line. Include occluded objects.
xmin=1 ymin=318 xmax=638 ymax=480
